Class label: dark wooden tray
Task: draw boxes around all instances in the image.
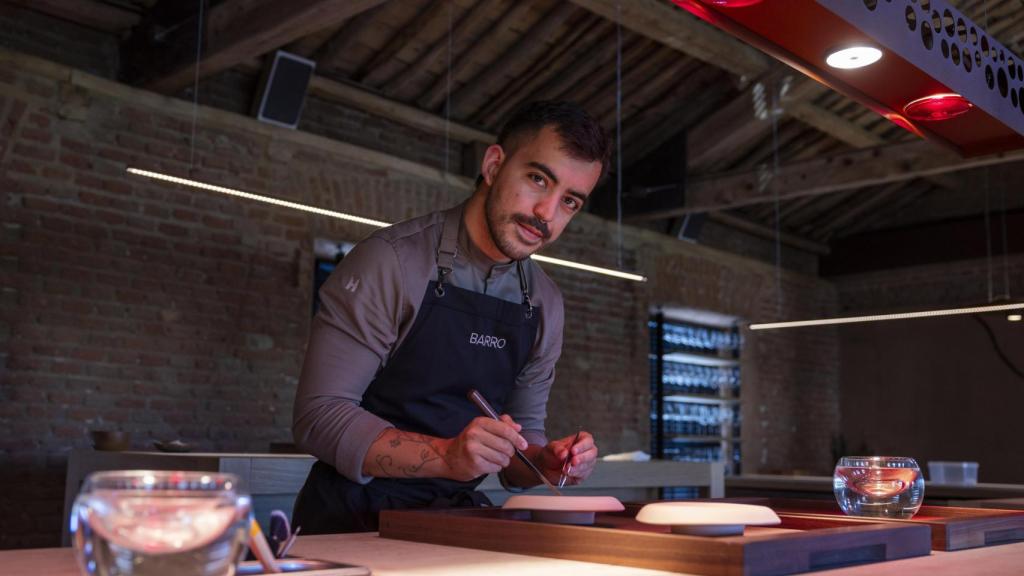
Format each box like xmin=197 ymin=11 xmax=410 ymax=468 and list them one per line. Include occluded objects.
xmin=379 ymin=504 xmax=931 ymax=576
xmin=753 ymin=497 xmax=1024 ymax=551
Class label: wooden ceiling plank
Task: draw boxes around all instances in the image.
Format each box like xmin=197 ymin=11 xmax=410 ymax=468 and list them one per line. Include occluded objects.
xmin=447 ymin=2 xmax=578 ymax=120
xmin=621 ymin=67 xmax=733 ymax=165
xmin=588 ymin=46 xmax=678 ymax=126
xmin=472 ymin=14 xmax=609 ymax=128
xmin=313 ymin=3 xmax=392 ymax=72
xmin=286 ymin=23 xmax=347 ymax=58
xmin=146 ymin=0 xmax=388 ymax=93
xmin=356 ymin=0 xmax=448 ymax=88
xmin=568 ymin=38 xmax=656 ymax=115
xmin=813 ymin=183 xmax=907 ymax=239
xmin=708 ymin=212 xmax=830 ymax=255
xmin=416 ymin=1 xmax=534 ymax=112
xmin=381 ymin=0 xmax=505 ymax=103
xmin=837 ymin=186 xmax=934 ymax=238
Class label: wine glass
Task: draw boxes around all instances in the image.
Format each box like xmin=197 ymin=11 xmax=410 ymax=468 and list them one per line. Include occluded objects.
xmin=833 ymin=456 xmax=925 ymax=518
xmin=71 ymin=470 xmax=252 ymax=575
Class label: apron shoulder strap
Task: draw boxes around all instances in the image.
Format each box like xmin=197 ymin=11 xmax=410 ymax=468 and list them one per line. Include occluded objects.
xmin=435 ymin=208 xmax=461 ymax=296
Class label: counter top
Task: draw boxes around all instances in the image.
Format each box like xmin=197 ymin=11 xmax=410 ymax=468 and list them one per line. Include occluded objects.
xmin=6 ymin=533 xmax=1024 ymax=575
xmin=727 ymin=474 xmax=1024 ymax=500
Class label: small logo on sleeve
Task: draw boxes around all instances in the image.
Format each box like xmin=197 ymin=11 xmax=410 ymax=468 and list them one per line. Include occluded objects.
xmin=345 ymin=276 xmax=361 ymax=293
xmin=469 ymin=332 xmax=506 ymax=349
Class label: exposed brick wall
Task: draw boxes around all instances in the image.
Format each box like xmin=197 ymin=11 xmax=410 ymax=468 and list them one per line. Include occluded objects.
xmin=0 ymin=52 xmax=840 ymax=549
xmin=834 ymin=256 xmax=1024 ymax=483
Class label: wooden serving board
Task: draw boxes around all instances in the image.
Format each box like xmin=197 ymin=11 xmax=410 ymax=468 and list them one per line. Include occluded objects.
xmin=379 ymin=505 xmax=931 ymax=576
xmin=758 ymin=497 xmax=1024 ymax=551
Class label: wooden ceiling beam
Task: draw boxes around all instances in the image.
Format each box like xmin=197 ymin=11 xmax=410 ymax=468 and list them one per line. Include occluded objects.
xmin=4 ymin=0 xmax=139 ymax=32
xmin=380 ymin=0 xmax=503 ymax=103
xmin=628 ymin=140 xmax=1024 ymax=220
xmin=144 ymin=0 xmax=388 ymax=93
xmin=307 ymin=75 xmax=495 ymax=144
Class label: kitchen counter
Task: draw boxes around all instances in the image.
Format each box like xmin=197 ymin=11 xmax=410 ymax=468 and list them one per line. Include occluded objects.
xmin=63 ymin=450 xmax=723 ymax=544
xmin=727 ymin=474 xmax=1024 ymax=503
xmin=8 ymin=532 xmax=1024 ymax=575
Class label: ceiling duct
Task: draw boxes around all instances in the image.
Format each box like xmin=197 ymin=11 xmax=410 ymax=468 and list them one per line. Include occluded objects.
xmin=672 ymin=0 xmax=1024 ymax=156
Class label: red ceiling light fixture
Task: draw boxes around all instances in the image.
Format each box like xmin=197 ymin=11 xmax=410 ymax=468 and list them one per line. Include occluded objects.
xmin=904 ymin=93 xmax=974 ymax=122
xmin=672 ymin=0 xmax=1024 ymax=156
xmin=702 ymin=0 xmax=763 ymax=7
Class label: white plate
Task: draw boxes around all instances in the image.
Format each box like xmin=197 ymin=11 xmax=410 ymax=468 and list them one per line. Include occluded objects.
xmin=635 ymin=502 xmax=781 ymax=536
xmin=502 ymin=495 xmax=624 ymax=525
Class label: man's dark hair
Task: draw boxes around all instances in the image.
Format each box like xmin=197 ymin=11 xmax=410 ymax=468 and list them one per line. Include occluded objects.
xmin=478 ymin=101 xmax=611 ymax=185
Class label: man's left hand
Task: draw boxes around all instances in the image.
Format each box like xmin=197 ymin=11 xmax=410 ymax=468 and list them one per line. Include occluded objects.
xmin=540 ymin=431 xmax=598 ymax=485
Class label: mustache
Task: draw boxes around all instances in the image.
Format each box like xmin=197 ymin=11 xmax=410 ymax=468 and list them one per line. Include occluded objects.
xmin=512 ymin=214 xmax=550 ymax=239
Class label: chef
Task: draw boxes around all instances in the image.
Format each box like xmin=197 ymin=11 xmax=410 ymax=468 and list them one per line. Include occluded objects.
xmin=292 ymin=101 xmax=611 ymax=533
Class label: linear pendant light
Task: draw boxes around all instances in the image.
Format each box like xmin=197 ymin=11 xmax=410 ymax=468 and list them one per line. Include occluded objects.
xmin=749 ymin=302 xmax=1024 ymax=330
xmin=126 ymin=167 xmax=647 ymax=282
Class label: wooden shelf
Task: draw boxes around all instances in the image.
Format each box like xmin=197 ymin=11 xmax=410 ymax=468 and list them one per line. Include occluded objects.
xmin=663 ymin=393 xmax=740 ymax=404
xmin=665 ymin=434 xmax=740 ymax=443
xmin=658 ymin=351 xmax=740 ymax=367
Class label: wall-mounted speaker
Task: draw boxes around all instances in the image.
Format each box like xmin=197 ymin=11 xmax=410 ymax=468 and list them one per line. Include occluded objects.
xmin=252 ymin=50 xmax=316 ymax=129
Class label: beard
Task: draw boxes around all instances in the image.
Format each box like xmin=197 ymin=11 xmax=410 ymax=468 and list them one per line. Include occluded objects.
xmin=484 ymin=184 xmax=551 ymax=261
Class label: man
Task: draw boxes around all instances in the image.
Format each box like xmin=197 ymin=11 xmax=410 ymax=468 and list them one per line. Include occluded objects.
xmin=292 ymin=101 xmax=611 ymax=533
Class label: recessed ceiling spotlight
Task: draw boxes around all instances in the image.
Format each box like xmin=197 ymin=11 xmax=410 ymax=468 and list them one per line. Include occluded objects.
xmin=703 ymin=0 xmax=763 ymax=7
xmin=826 ymin=46 xmax=883 ymax=69
xmin=903 ymin=93 xmax=974 ymax=121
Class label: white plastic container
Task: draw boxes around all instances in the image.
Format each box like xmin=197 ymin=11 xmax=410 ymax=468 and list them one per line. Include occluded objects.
xmin=927 ymin=461 xmax=979 ymax=484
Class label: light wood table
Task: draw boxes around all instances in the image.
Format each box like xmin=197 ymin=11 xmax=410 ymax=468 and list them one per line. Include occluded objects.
xmin=7 ymin=533 xmax=1024 ymax=575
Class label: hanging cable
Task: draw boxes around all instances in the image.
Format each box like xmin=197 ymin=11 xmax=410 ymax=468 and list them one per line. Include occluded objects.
xmin=188 ymin=0 xmax=205 ymax=172
xmin=771 ymin=78 xmax=782 ymax=319
xmin=443 ymin=1 xmax=453 ymax=194
xmin=985 ymin=168 xmax=993 ymax=303
xmin=999 ymin=184 xmax=1010 ymax=300
xmin=615 ymin=2 xmax=624 ymax=270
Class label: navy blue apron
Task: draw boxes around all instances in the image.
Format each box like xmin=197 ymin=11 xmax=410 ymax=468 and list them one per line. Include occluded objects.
xmin=293 ymin=209 xmax=541 ymax=533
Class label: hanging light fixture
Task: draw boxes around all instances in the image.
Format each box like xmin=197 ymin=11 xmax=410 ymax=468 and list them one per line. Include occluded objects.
xmin=702 ymin=0 xmax=763 ymax=7
xmin=673 ymin=0 xmax=1024 ymax=155
xmin=903 ymin=93 xmax=974 ymax=122
xmin=1008 ymin=314 xmax=1023 ymax=322
xmin=126 ymin=168 xmax=647 ymax=282
xmin=825 ymin=46 xmax=883 ymax=70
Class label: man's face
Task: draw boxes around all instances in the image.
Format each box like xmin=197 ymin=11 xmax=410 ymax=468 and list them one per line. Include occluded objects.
xmin=482 ymin=126 xmax=603 ymax=261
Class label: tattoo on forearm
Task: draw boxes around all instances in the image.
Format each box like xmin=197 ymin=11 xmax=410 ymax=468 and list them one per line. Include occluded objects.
xmin=376 ymin=430 xmax=452 ymax=478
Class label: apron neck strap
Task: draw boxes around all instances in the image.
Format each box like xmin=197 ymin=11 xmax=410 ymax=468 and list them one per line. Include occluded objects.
xmin=516 ymin=260 xmax=534 ymax=319
xmin=435 ymin=207 xmax=534 ymax=319
xmin=435 ymin=208 xmax=461 ymax=297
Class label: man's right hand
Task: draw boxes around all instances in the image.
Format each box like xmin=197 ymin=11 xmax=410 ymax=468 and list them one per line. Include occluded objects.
xmin=443 ymin=415 xmax=528 ymax=481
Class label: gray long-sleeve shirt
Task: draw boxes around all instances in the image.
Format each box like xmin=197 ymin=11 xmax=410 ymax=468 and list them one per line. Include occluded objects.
xmin=293 ymin=203 xmax=564 ymax=484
